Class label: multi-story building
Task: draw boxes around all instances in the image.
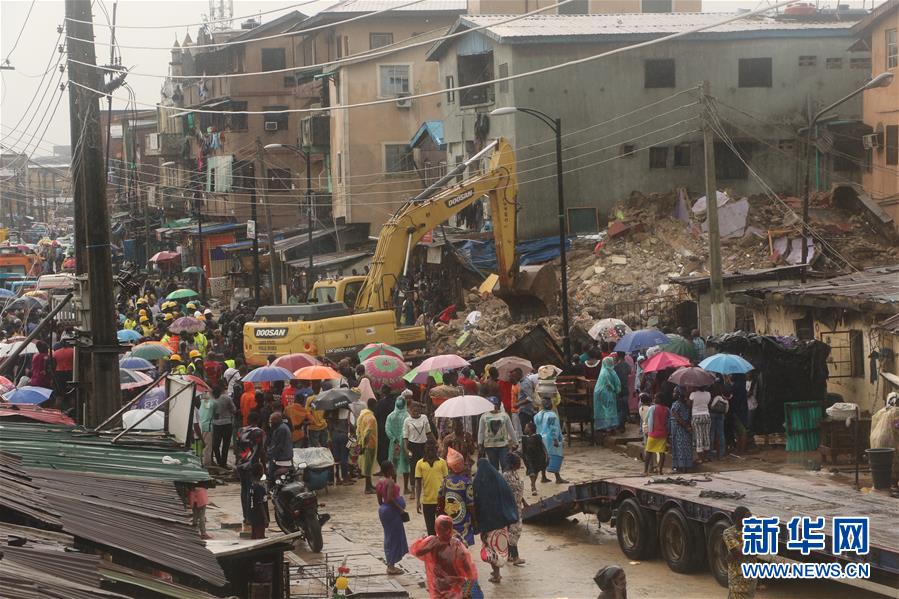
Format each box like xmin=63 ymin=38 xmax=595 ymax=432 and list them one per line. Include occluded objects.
xmin=851 ymin=0 xmax=899 ymax=229
xmin=427 ymin=8 xmax=872 ymax=238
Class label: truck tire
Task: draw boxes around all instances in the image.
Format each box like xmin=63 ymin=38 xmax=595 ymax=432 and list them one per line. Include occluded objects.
xmin=659 ymin=508 xmax=704 ymax=573
xmin=616 ymin=498 xmax=657 ymax=560
xmin=706 ymin=519 xmax=730 ymax=587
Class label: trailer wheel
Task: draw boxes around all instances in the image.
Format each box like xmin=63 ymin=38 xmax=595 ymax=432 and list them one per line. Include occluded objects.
xmin=706 ymin=520 xmax=730 ymax=588
xmin=659 ymin=508 xmax=703 ymax=573
xmin=616 ymin=498 xmax=657 ymax=560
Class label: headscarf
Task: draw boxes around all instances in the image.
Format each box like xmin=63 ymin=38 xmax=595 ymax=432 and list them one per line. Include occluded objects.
xmin=357 ymin=377 xmax=376 ymax=404
xmin=436 ymin=514 xmax=454 ymax=542
xmin=594 ymin=565 xmax=625 ymax=592
xmin=384 ymin=397 xmax=408 ymax=443
xmin=472 ymin=458 xmax=519 ymax=533
xmin=597 ymin=356 xmax=621 ymax=395
xmin=446 ymin=447 xmax=464 ymax=474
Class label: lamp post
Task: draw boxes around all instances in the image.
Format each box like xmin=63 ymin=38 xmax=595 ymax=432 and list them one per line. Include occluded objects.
xmin=489 ymin=106 xmax=571 ymax=364
xmin=800 ymin=72 xmax=894 ymax=276
xmin=264 ymin=143 xmax=314 ymax=297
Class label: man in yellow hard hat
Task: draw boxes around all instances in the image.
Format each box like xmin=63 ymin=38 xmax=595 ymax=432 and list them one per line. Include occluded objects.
xmin=140 ymin=315 xmax=154 ymax=338
xmin=187 ymin=350 xmax=203 ymax=375
xmin=169 ymin=354 xmax=187 ymax=375
xmin=192 ymin=329 xmax=209 ymax=358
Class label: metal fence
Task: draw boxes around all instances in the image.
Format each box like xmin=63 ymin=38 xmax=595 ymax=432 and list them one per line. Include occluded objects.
xmin=604 ymin=293 xmax=697 ymax=332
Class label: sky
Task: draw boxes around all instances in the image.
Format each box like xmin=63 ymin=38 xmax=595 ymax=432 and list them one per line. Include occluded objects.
xmin=0 ymin=0 xmax=880 ymax=159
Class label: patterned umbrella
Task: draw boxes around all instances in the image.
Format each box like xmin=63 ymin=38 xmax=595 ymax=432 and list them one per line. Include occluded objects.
xmin=362 ymin=355 xmax=409 ymax=392
xmin=641 ymin=351 xmax=691 ymax=373
xmin=588 ymin=318 xmax=632 ymax=342
xmin=294 ymin=365 xmax=342 ymax=381
xmin=417 ymin=354 xmax=469 ymax=372
xmin=166 ymin=288 xmax=199 ymax=301
xmin=120 ymin=368 xmax=155 ymax=390
xmin=403 ymin=367 xmax=443 ymax=385
xmin=272 ymin=353 xmax=320 ymax=372
xmin=243 ymin=365 xmax=295 ymax=383
xmin=358 ymin=343 xmax=403 ymax=362
xmin=130 ymin=342 xmax=173 ymax=360
xmin=136 ymin=387 xmax=167 ymax=410
xmin=117 ymin=329 xmax=143 ymax=343
xmin=168 ymin=316 xmax=206 ymax=334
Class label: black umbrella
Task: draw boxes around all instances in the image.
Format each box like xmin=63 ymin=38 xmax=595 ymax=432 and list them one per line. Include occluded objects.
xmin=310 ymin=388 xmax=361 ymax=412
xmin=5 ymin=296 xmax=46 ymax=312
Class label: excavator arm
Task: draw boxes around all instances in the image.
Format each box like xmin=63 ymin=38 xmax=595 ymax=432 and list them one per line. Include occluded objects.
xmin=354 ymin=138 xmax=556 ymax=319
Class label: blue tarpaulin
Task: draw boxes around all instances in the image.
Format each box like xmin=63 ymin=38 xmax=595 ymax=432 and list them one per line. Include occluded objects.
xmin=457 ymin=236 xmax=570 ymax=271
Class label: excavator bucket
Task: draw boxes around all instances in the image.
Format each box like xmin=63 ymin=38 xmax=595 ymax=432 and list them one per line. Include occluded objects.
xmin=493 ymin=264 xmax=559 ymax=322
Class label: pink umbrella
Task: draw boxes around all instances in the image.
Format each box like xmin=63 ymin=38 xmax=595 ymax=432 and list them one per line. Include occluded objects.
xmin=272 ymin=353 xmax=320 ymax=372
xmin=156 ymin=374 xmax=212 ymax=393
xmin=362 ymin=355 xmax=410 ymax=392
xmin=0 ymin=375 xmax=14 ymax=393
xmin=168 ymin=316 xmax=206 ymax=334
xmin=120 ymin=368 xmax=155 ymax=390
xmin=641 ymin=351 xmax=691 ymax=374
xmin=417 ymin=354 xmax=469 ymax=373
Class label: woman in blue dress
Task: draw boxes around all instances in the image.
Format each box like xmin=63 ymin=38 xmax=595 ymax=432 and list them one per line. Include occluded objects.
xmin=376 ymin=461 xmax=408 ymax=575
xmin=534 ymin=397 xmax=568 ymax=484
xmin=669 ymin=396 xmax=694 ymax=472
xmin=593 ymin=357 xmax=621 ymax=432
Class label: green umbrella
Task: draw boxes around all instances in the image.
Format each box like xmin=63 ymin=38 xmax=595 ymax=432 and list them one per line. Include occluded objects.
xmin=357 ymin=342 xmax=402 ymax=362
xmin=183 ymin=266 xmax=204 ymax=274
xmin=662 ymin=334 xmax=698 ymax=362
xmin=166 ymin=288 xmax=199 ymax=301
xmin=130 ymin=342 xmax=173 ymax=360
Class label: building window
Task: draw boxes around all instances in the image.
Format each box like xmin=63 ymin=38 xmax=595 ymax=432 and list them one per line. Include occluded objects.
xmin=826 ymin=57 xmax=843 ymax=69
xmin=821 ymin=330 xmax=864 ymax=378
xmin=336 ymin=35 xmax=349 ymax=58
xmin=370 ymin=32 xmax=393 ymax=49
xmin=336 ymin=152 xmax=342 ymax=184
xmin=649 ymin=146 xmax=668 ymax=169
xmin=715 ymin=141 xmax=753 ymax=180
xmin=738 ymin=57 xmax=772 ymax=87
xmin=559 ymin=0 xmax=589 ymax=14
xmin=226 ymin=101 xmax=248 ymax=131
xmin=498 ymin=63 xmax=509 ymax=93
xmin=886 ymin=125 xmax=898 ymax=166
xmin=300 ymin=38 xmax=315 ymax=66
xmin=850 ymin=57 xmax=871 ymax=70
xmin=644 ymin=58 xmax=675 ymax=88
xmin=284 ymin=75 xmax=296 ymax=88
xmin=261 ymin=48 xmax=286 ymax=72
xmin=267 ymin=168 xmax=292 ymax=191
xmin=384 ymin=144 xmax=412 ymax=173
xmin=887 ymin=28 xmax=897 ymax=69
xmin=798 ymin=55 xmax=817 ymax=67
xmin=619 ymin=144 xmax=636 ymax=158
xmin=673 ymin=143 xmax=691 ymax=167
xmin=458 ymin=51 xmax=494 ymax=107
xmin=446 ymin=75 xmax=455 ymax=103
xmin=378 ymin=64 xmax=410 ymax=97
xmin=263 ymin=105 xmax=289 ymax=131
xmin=642 ymin=0 xmax=673 ymax=13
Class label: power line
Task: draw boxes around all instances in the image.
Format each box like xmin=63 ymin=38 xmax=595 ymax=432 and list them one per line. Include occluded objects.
xmin=2 ymin=0 xmax=37 ymax=63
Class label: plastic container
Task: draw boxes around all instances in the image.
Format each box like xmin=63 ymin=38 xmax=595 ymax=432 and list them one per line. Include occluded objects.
xmin=866 ymin=448 xmax=896 ymax=490
xmin=783 ymin=401 xmax=823 ymax=452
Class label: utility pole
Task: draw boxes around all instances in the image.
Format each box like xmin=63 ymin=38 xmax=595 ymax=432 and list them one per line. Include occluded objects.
xmin=701 ymin=81 xmax=727 ymax=336
xmin=305 ymin=149 xmax=314 ymax=292
xmin=250 ymin=172 xmax=261 ymax=304
xmin=65 ymin=0 xmax=121 ymax=426
xmin=256 ymin=139 xmax=281 ymax=304
xmin=194 ymin=193 xmax=205 ymax=301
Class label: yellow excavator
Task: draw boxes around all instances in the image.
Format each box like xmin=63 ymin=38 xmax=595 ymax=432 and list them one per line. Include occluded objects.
xmin=243 ymin=138 xmax=557 ymax=365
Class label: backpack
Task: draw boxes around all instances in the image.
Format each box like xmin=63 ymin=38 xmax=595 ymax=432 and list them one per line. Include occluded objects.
xmin=710 ymin=395 xmax=729 ymax=414
xmin=235 ymin=426 xmax=261 ymax=469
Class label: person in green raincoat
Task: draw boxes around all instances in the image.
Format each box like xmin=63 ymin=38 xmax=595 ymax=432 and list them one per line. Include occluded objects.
xmin=593 ymin=356 xmax=621 ymax=432
xmin=385 ymin=393 xmax=411 ymax=495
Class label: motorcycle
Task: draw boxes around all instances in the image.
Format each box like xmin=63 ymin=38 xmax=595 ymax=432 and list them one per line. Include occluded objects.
xmin=271 ymin=462 xmax=330 ymax=552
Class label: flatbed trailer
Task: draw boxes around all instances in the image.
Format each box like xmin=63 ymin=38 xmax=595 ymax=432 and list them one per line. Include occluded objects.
xmin=522 ymin=470 xmax=898 ymax=596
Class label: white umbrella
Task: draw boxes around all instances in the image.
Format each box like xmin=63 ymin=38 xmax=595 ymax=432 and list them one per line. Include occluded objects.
xmin=588 ymin=318 xmax=632 ymax=342
xmin=0 ymin=341 xmax=38 ymax=358
xmin=492 ymin=356 xmax=533 ymax=380
xmin=434 ymin=395 xmax=495 ymax=418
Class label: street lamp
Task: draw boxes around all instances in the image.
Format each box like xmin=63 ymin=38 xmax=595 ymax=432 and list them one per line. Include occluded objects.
xmin=800 ymin=71 xmax=894 ymax=274
xmin=264 ymin=143 xmax=314 ymax=298
xmin=489 ymin=106 xmax=572 ymax=364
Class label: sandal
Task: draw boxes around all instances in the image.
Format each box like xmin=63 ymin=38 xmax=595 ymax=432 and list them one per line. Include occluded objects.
xmin=386 ymin=566 xmax=403 ymax=575
xmin=489 ymin=574 xmax=501 ymax=584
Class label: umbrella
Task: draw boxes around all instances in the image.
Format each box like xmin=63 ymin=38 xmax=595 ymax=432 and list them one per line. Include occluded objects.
xmin=588 ymin=318 xmax=633 ymax=342
xmin=0 ymin=341 xmax=38 ymax=358
xmin=5 ymin=296 xmax=45 ymax=311
xmin=418 ymin=354 xmax=469 ymax=372
xmin=0 ymin=289 xmax=16 ymax=299
xmin=130 ymin=342 xmax=173 ymax=360
xmin=183 ymin=266 xmax=204 ymax=274
xmin=272 ymin=353 xmax=319 ymax=372
xmin=166 ymin=288 xmax=199 ymax=301
xmin=362 ymin=355 xmax=409 ymax=392
xmin=294 ymin=364 xmax=341 ymax=381
xmin=120 ymin=368 xmax=155 ymax=390
xmin=699 ymin=353 xmax=754 ymax=375
xmin=358 ymin=342 xmax=403 ymax=362
xmin=117 ymin=329 xmax=143 ymax=343
xmin=2 ymin=386 xmax=53 ymax=405
xmin=136 ymin=387 xmax=167 ymax=410
xmin=158 ymin=374 xmax=212 ymax=393
xmin=120 ymin=356 xmax=155 ymax=371
xmin=168 ymin=316 xmax=206 ymax=334
xmin=614 ymin=328 xmax=670 ymax=353
xmin=0 ymin=375 xmax=14 ymax=392
xmin=434 ymin=394 xmax=495 ymax=418
xmin=150 ymin=250 xmax=180 ymax=263
xmin=310 ymin=388 xmax=361 ymax=412
xmin=24 ymin=290 xmax=48 ymax=300
xmin=403 ymin=367 xmax=443 ymax=385
xmin=641 ymin=351 xmax=691 ymax=374
xmin=668 ymin=366 xmax=716 ymax=388
xmin=243 ymin=365 xmax=295 ymax=383
xmin=51 ymin=347 xmax=74 ymax=371
xmin=491 ymin=356 xmax=533 ymax=380
xmin=662 ymin=334 xmax=698 ymax=362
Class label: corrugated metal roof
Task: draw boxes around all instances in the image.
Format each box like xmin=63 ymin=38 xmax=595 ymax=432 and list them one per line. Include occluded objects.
xmin=322 ymin=0 xmax=465 ymax=13
xmin=0 ymin=452 xmax=62 ymax=528
xmin=410 ymin=120 xmax=445 ymax=148
xmin=877 ymin=313 xmax=899 ymax=334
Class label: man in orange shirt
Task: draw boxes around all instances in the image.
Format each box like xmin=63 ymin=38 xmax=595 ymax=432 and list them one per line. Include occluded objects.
xmin=284 ymin=394 xmax=309 ymax=448
xmin=239 ymin=381 xmax=257 ymax=427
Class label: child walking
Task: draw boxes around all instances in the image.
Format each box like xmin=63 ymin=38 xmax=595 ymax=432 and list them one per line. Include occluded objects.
xmin=644 ymin=394 xmax=670 ymax=475
xmin=520 ymin=422 xmax=548 ymax=496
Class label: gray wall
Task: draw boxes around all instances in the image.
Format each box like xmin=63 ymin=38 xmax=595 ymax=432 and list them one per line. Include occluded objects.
xmin=437 ymin=33 xmax=870 ymax=238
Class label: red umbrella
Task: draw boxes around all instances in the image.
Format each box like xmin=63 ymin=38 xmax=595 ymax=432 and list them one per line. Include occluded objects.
xmin=362 ymin=355 xmax=409 ymax=392
xmin=156 ymin=374 xmax=212 ymax=393
xmin=272 ymin=353 xmax=320 ymax=372
xmin=150 ymin=250 xmax=181 ymax=263
xmin=52 ymin=347 xmax=74 ymax=372
xmin=641 ymin=351 xmax=691 ymax=374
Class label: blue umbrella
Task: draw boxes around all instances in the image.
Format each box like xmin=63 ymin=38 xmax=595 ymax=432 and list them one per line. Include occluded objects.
xmin=2 ymin=385 xmax=53 ymax=405
xmin=120 ymin=356 xmax=155 ymax=371
xmin=117 ymin=329 xmax=143 ymax=343
xmin=242 ymin=365 xmax=294 ymax=383
xmin=699 ymin=353 xmax=754 ymax=374
xmin=614 ymin=328 xmax=671 ymax=353
xmin=0 ymin=289 xmax=16 ymax=299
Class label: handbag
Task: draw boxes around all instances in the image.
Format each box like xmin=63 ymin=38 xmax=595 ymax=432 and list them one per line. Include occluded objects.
xmin=401 ymin=511 xmax=411 ymax=523
xmin=710 ymin=396 xmax=728 ymax=414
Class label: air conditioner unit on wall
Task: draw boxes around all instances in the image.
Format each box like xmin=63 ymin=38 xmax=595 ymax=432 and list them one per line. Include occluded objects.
xmin=395 ymin=95 xmax=412 ymax=108
xmin=264 ymin=121 xmax=279 ymax=131
xmin=862 ymin=133 xmax=881 ymax=150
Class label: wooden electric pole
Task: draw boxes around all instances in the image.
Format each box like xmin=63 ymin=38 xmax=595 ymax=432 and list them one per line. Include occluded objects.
xmin=65 ymin=0 xmax=122 ymax=426
xmin=256 ymin=140 xmax=282 ymax=304
xmin=701 ymin=81 xmax=727 ymax=336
